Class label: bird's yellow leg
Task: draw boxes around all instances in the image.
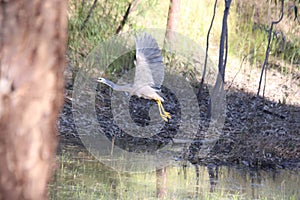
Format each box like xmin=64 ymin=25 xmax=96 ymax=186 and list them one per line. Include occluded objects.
xmin=156 ymin=99 xmax=171 ymax=122
xmin=158 ymin=105 xmax=168 ymax=122
xmin=159 ymin=101 xmax=171 ymax=119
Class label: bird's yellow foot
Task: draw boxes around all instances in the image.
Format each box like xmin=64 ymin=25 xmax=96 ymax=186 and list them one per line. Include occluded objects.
xmin=156 ymin=99 xmax=171 ymax=122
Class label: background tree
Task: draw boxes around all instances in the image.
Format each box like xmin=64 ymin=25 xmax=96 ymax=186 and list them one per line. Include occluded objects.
xmin=0 ymin=0 xmax=67 ymax=199
xmin=165 ymin=0 xmax=181 ymax=43
xmin=156 ymin=1 xmax=182 ymax=198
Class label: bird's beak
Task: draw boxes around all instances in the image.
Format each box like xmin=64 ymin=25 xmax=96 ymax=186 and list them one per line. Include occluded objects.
xmin=96 ymin=78 xmax=102 ymax=82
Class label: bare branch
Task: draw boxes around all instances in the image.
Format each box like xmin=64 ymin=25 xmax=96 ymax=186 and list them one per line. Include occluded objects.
xmin=81 ymin=0 xmax=98 ymax=31
xmin=257 ymin=0 xmax=284 ymax=97
xmin=116 ymin=1 xmax=132 ymax=34
xmin=115 ymin=0 xmax=142 ymax=34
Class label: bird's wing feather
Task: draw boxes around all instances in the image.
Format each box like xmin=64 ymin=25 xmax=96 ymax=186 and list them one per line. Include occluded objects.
xmin=134 ymin=32 xmax=164 ymax=89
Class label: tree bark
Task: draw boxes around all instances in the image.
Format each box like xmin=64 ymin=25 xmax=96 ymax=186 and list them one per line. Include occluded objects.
xmin=156 ymin=167 xmax=167 ymax=199
xmin=209 ymin=0 xmax=231 ymax=119
xmin=0 ymin=0 xmax=67 ymax=199
xmin=165 ymin=0 xmax=181 ymax=44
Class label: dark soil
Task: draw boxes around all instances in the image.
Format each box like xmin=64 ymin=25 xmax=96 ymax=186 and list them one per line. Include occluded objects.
xmin=58 ymin=69 xmax=300 ymax=169
xmin=190 ymin=87 xmax=300 ymax=169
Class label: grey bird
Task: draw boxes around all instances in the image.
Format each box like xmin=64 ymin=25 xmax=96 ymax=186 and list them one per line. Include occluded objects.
xmin=97 ymin=33 xmax=171 ymax=122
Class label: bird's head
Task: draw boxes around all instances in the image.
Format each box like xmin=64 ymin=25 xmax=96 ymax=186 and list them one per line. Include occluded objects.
xmin=97 ymin=77 xmax=106 ymax=83
xmin=97 ymin=77 xmax=115 ymax=89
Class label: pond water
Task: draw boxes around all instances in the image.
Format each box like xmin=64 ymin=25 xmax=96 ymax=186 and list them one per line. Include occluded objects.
xmin=49 ymin=151 xmax=299 ymax=200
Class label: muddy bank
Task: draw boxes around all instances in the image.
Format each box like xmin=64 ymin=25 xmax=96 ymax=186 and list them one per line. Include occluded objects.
xmin=189 ymin=87 xmax=300 ymax=169
xmin=58 ymin=78 xmax=300 ymax=169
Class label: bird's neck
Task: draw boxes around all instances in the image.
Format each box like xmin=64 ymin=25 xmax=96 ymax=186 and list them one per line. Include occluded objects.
xmin=113 ymin=84 xmax=132 ymax=93
xmin=101 ymin=79 xmax=132 ymax=93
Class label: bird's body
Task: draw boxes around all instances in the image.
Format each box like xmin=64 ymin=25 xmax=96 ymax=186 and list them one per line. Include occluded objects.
xmin=131 ymin=85 xmax=164 ymax=102
xmin=98 ymin=33 xmax=171 ymax=121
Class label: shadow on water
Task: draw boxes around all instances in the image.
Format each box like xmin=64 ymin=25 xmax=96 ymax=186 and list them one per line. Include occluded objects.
xmin=50 ymin=151 xmax=300 ymax=199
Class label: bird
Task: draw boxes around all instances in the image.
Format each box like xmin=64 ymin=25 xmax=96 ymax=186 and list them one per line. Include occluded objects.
xmin=97 ymin=32 xmax=171 ymax=122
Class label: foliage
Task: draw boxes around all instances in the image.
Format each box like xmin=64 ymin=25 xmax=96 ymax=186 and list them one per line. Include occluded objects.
xmin=67 ymin=0 xmax=300 ymax=78
xmin=230 ymin=0 xmax=300 ymax=74
xmin=68 ymin=0 xmax=135 ymax=68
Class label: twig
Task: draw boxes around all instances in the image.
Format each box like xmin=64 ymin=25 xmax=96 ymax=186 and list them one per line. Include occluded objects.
xmin=227 ymin=43 xmax=263 ymax=90
xmin=81 ymin=0 xmax=98 ymax=31
xmin=257 ymin=0 xmax=284 ymax=97
xmin=227 ymin=55 xmax=247 ymax=89
xmin=115 ymin=0 xmax=141 ymax=34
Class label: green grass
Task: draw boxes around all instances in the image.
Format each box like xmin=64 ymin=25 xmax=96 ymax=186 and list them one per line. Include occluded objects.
xmin=228 ymin=1 xmax=300 ymax=74
xmin=67 ymin=0 xmax=136 ymax=68
xmin=68 ymin=0 xmax=300 ymax=81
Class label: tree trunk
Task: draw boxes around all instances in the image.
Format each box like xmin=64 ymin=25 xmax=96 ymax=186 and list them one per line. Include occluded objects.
xmin=159 ymin=2 xmax=180 ymax=196
xmin=156 ymin=167 xmax=168 ymax=199
xmin=165 ymin=0 xmax=181 ymax=43
xmin=209 ymin=0 xmax=231 ymax=119
xmin=0 ymin=1 xmax=67 ymax=199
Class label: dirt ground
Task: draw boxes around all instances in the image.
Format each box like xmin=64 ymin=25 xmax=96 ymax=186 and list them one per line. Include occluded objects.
xmin=59 ymin=61 xmax=300 ymax=169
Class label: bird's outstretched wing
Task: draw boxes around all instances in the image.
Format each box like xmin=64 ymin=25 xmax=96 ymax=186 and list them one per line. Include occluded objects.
xmin=134 ymin=32 xmax=164 ymax=89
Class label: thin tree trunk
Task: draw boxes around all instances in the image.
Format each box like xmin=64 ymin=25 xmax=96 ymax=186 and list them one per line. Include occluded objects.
xmin=197 ymin=0 xmax=218 ymax=99
xmin=0 ymin=1 xmax=67 ymax=199
xmin=209 ymin=0 xmax=231 ymax=119
xmin=257 ymin=0 xmax=284 ymax=98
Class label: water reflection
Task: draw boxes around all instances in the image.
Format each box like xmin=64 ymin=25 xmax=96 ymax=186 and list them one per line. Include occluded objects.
xmin=50 ymin=154 xmax=300 ymax=199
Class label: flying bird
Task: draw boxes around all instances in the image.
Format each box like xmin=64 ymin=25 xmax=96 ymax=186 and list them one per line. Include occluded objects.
xmin=97 ymin=33 xmax=171 ymax=122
